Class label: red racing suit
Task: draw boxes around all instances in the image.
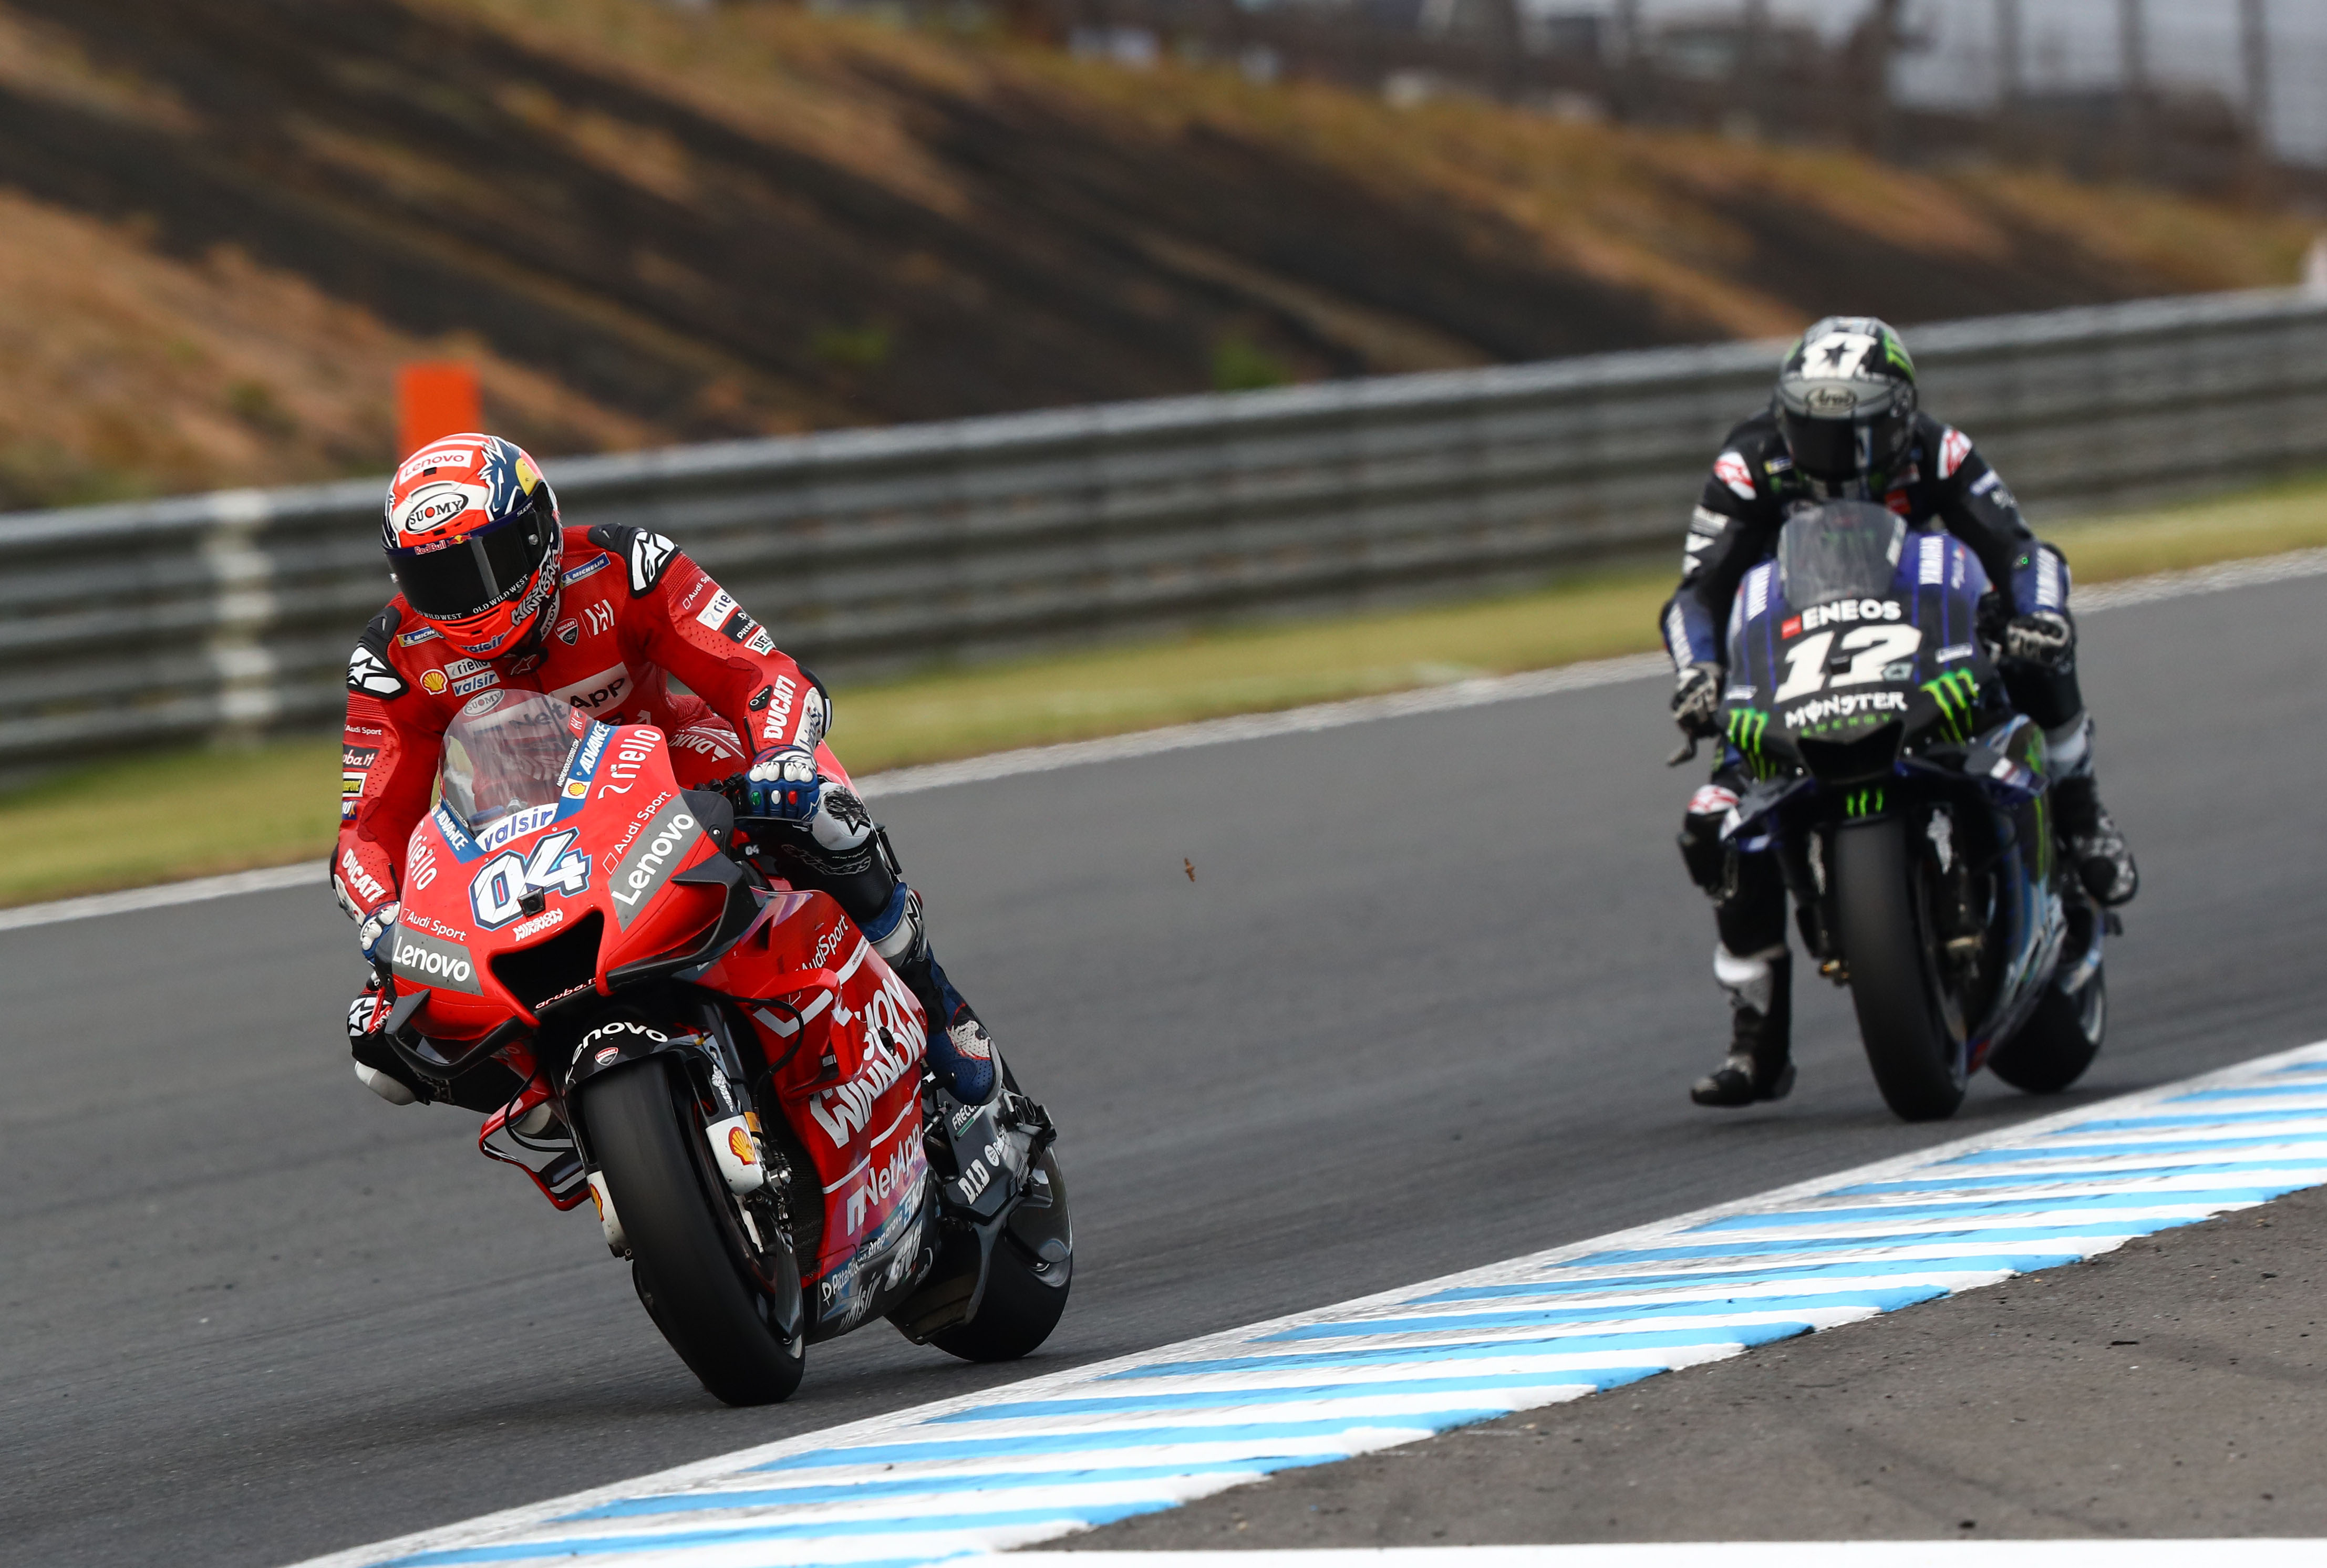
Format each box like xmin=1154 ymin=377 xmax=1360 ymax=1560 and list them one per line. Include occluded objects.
xmin=335 ymin=524 xmax=830 ymax=923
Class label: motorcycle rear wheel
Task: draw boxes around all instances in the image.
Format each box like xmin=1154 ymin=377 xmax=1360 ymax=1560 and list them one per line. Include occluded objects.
xmin=584 ymin=1060 xmax=805 ymax=1406
xmin=929 ymin=1148 xmax=1073 ymax=1364
xmin=1989 ymin=958 xmax=2106 ymax=1094
xmin=1835 ymin=815 xmax=1969 ymax=1122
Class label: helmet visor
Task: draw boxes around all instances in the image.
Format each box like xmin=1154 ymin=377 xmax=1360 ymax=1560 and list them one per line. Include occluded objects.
xmin=391 ymin=502 xmax=552 ymax=621
xmin=1779 ymin=411 xmax=1870 ymax=482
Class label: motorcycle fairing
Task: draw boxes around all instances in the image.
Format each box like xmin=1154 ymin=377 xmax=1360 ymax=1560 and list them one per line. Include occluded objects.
xmin=1723 ymin=529 xmax=2000 ymax=780
xmin=393 ymin=723 xmax=728 ymax=1037
xmin=694 ymin=891 xmax=936 ymax=1337
xmin=1954 ymin=713 xmax=2067 ymax=1054
xmin=1719 ymin=511 xmax=2076 ymax=1073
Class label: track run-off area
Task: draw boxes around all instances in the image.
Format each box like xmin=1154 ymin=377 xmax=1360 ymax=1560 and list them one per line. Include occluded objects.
xmin=295 ymin=1042 xmax=2327 ymax=1566
xmin=3 ymin=552 xmax=2325 ymax=1566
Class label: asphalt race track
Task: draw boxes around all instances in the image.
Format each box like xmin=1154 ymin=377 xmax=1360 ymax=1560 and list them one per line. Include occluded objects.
xmin=5 ymin=569 xmax=2324 ymax=1567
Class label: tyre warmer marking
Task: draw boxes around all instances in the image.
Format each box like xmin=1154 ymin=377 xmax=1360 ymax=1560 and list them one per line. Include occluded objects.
xmin=293 ymin=1040 xmax=2327 ymax=1568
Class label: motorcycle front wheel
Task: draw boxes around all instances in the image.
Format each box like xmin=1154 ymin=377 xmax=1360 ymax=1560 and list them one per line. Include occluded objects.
xmin=1835 ymin=815 xmax=1969 ymax=1122
xmin=583 ymin=1059 xmax=805 ymax=1406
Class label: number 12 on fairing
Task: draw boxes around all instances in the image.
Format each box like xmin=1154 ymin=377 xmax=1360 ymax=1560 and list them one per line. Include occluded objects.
xmin=470 ymin=829 xmax=591 ymax=928
xmin=1773 ymin=626 xmax=1924 ymax=702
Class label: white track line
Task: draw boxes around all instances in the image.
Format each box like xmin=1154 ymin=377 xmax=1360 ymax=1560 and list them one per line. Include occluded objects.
xmin=857 ymin=544 xmax=2327 ymax=799
xmin=285 ymin=1039 xmax=2327 ymax=1568
xmin=852 ymin=653 xmax=1666 ymax=799
xmin=0 ymin=859 xmax=324 ymax=933
xmin=13 ymin=543 xmax=2327 ymax=936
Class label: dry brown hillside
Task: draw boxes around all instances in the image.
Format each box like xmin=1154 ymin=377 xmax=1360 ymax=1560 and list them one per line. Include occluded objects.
xmin=0 ymin=0 xmax=2309 ymax=509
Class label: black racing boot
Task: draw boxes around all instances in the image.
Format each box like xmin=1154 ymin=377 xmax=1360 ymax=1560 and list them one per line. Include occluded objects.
xmin=892 ymin=944 xmax=999 ymax=1106
xmin=2052 ymin=776 xmax=2138 ymax=907
xmin=1691 ymin=951 xmax=1796 ymax=1108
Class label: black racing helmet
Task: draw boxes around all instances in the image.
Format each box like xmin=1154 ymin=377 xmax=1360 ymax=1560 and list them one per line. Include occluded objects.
xmin=1773 ymin=316 xmax=1918 ymax=484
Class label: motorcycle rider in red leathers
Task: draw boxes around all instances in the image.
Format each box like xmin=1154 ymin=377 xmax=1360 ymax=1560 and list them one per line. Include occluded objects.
xmin=338 ymin=432 xmax=997 ymax=1112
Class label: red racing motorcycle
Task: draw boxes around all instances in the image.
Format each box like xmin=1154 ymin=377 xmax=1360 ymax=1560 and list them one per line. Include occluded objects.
xmin=370 ymin=691 xmax=1071 ymax=1404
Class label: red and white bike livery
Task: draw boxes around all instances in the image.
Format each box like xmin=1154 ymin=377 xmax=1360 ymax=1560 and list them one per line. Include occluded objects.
xmin=373 ymin=691 xmax=1070 ymax=1404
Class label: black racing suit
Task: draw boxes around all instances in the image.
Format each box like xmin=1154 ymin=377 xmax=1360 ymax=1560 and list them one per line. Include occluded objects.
xmin=1661 ymin=410 xmax=2088 ymax=1045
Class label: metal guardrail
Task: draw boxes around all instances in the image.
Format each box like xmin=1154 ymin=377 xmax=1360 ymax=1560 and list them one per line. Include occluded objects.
xmin=6 ymin=286 xmax=2326 ymax=772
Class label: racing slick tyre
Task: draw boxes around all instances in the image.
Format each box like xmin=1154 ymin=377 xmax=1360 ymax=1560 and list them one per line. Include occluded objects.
xmin=929 ymin=1148 xmax=1072 ymax=1364
xmin=1835 ymin=816 xmax=1969 ymax=1122
xmin=1988 ymin=958 xmax=2106 ymax=1095
xmin=583 ymin=1058 xmax=805 ymax=1406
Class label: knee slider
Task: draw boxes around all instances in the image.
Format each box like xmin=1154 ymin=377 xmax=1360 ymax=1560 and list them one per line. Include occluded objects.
xmin=2045 ymin=712 xmax=2093 ymax=780
xmin=863 ymin=885 xmax=925 ymax=965
xmin=1678 ymin=783 xmax=1741 ymax=899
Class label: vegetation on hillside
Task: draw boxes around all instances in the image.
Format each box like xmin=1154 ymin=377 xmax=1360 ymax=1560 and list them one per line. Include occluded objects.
xmin=0 ymin=0 xmax=2310 ymax=508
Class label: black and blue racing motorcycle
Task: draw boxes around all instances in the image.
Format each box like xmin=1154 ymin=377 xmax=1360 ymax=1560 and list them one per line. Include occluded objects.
xmin=1699 ymin=501 xmax=2108 ymax=1122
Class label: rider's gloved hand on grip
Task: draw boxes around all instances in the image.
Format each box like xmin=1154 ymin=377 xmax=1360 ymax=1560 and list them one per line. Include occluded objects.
xmin=746 ymin=745 xmax=822 ymax=820
xmin=2003 ymin=609 xmax=2075 ymax=668
xmin=1670 ymin=662 xmax=1725 ymax=739
xmin=357 ymin=900 xmax=401 ymax=967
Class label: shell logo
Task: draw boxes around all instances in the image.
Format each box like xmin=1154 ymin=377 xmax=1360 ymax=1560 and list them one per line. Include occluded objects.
xmin=729 ymin=1127 xmax=757 ymax=1165
xmin=420 ymin=669 xmax=447 ymax=694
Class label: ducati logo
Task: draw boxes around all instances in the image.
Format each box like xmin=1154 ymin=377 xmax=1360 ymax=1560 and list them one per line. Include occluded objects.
xmin=555 ymin=618 xmax=579 ymax=645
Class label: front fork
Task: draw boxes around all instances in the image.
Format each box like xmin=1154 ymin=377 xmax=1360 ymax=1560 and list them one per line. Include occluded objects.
xmin=1776 ymin=793 xmax=1989 ymax=990
xmin=563 ymin=996 xmax=801 ymax=1265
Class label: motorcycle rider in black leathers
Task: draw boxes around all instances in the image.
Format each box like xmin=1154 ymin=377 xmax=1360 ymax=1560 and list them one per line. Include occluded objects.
xmin=1663 ymin=316 xmax=2139 ymax=1108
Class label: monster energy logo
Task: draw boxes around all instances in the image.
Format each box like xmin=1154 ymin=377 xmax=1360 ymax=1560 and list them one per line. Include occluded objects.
xmin=1845 ymin=787 xmax=1887 ymax=818
xmin=1921 ymin=669 xmax=1980 ymax=743
xmin=1726 ymin=707 xmax=1773 ymax=775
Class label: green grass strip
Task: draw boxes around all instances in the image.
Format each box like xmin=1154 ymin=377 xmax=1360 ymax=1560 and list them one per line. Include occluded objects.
xmin=5 ymin=472 xmax=2324 ymax=908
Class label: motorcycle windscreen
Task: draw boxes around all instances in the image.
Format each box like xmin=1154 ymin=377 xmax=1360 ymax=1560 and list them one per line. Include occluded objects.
xmin=438 ymin=690 xmax=583 ymax=836
xmin=1777 ymin=501 xmax=1907 ymax=610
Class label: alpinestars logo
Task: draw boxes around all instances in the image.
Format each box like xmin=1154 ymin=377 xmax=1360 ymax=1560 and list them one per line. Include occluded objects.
xmin=627 ymin=532 xmax=676 ymax=594
xmin=823 ymin=787 xmax=871 ymax=836
xmin=347 ymin=646 xmax=407 ymax=699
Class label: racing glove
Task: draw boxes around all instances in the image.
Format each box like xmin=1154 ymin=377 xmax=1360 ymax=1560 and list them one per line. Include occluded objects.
xmin=1670 ymin=662 xmax=1725 ymax=739
xmin=357 ymin=900 xmax=401 ymax=967
xmin=2003 ymin=609 xmax=2075 ymax=669
xmin=746 ymin=744 xmax=822 ymax=820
